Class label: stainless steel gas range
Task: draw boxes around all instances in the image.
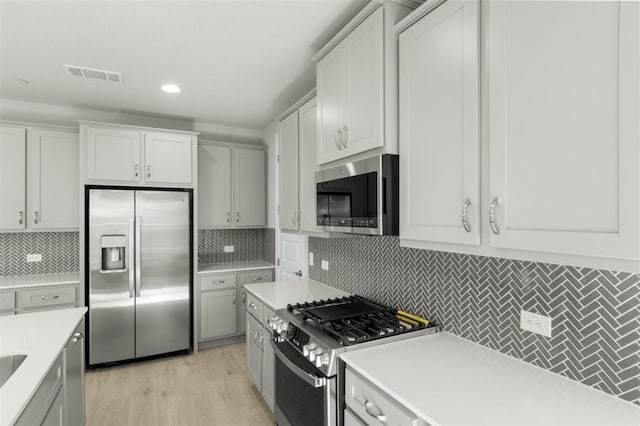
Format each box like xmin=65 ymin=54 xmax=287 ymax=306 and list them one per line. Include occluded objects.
xmin=268 ymin=295 xmax=437 ymax=426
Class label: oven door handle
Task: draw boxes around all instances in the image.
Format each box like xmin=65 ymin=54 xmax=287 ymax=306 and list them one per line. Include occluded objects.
xmin=273 ymin=342 xmax=326 ymax=388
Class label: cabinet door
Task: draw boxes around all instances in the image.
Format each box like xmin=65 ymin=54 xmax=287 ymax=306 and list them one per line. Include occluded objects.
xmin=298 ymin=98 xmax=319 ymax=232
xmin=488 ymin=0 xmax=640 ymax=259
xmin=238 ymin=286 xmax=247 ymax=334
xmin=234 ymin=148 xmax=266 ymax=227
xmin=261 ymin=330 xmax=275 ymax=411
xmin=279 ymin=111 xmax=300 ymax=231
xmin=28 ymin=130 xmax=79 ymax=229
xmin=0 ymin=126 xmax=26 ymax=230
xmin=343 ymin=6 xmax=384 ymax=156
xmin=86 ymin=127 xmax=141 ymax=182
xmin=198 ymin=145 xmax=232 ymax=227
xmin=64 ymin=320 xmax=85 ymax=426
xmin=399 ymin=0 xmax=479 ymax=245
xmin=246 ymin=314 xmax=262 ymax=390
xmin=144 ymin=132 xmax=192 ymax=184
xmin=317 ymin=46 xmax=346 ymax=165
xmin=41 ymin=388 xmax=64 ymax=426
xmin=200 ymin=289 xmax=237 ymax=340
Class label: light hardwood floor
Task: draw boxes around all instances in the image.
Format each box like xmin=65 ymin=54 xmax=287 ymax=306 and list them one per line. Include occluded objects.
xmin=85 ymin=343 xmax=274 ymax=426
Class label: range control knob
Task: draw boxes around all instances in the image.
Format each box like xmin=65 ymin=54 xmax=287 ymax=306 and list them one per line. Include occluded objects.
xmin=315 ymin=352 xmax=330 ymax=368
xmin=267 ymin=316 xmax=279 ymax=330
xmin=303 ymin=343 xmax=316 ymax=357
xmin=276 ymin=320 xmax=288 ymax=334
xmin=309 ymin=349 xmax=318 ymax=362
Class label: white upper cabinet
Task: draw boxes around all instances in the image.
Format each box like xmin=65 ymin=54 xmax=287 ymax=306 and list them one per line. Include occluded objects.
xmin=279 ymin=111 xmax=300 ymax=231
xmin=0 ymin=126 xmax=26 ymax=230
xmin=86 ymin=127 xmax=140 ymax=182
xmin=316 ymin=7 xmax=383 ymax=165
xmin=28 ymin=130 xmax=79 ymax=229
xmin=0 ymin=126 xmax=79 ymax=231
xmin=399 ymin=0 xmax=479 ymax=246
xmin=198 ymin=142 xmax=266 ymax=229
xmin=487 ymin=0 xmax=640 ymax=260
xmin=82 ymin=122 xmax=196 ymax=187
xmin=144 ymin=132 xmax=192 ymax=185
xmin=234 ymin=148 xmax=266 ymax=227
xmin=278 ymin=96 xmax=320 ymax=233
xmin=198 ymin=145 xmax=232 ymax=227
xmin=315 ymin=1 xmax=416 ymax=165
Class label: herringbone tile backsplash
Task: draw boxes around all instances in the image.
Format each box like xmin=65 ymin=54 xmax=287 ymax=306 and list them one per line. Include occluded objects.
xmin=198 ymin=229 xmax=264 ymax=264
xmin=308 ymin=236 xmax=640 ymax=405
xmin=0 ymin=232 xmax=79 ymax=276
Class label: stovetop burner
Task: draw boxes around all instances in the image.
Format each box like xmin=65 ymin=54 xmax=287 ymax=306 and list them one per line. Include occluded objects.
xmin=286 ymin=295 xmax=428 ymax=346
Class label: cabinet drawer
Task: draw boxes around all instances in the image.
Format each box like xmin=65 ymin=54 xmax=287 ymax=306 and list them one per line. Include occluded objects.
xmin=0 ymin=291 xmax=16 ymax=311
xmin=19 ymin=286 xmax=76 ymax=310
xmin=345 ymin=368 xmax=419 ymax=426
xmin=238 ymin=269 xmax=273 ymax=285
xmin=15 ymin=353 xmax=63 ymax=426
xmin=246 ymin=293 xmax=262 ymax=321
xmin=200 ymin=273 xmax=236 ymax=291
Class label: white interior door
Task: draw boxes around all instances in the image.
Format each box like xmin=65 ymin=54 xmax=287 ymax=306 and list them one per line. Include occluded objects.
xmin=278 ymin=232 xmax=306 ymax=280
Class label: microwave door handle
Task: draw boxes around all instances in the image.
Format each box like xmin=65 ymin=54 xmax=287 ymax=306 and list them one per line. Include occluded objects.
xmin=273 ymin=343 xmax=326 ymax=388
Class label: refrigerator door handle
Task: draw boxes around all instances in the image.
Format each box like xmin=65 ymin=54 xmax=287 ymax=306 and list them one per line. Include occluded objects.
xmin=129 ymin=217 xmax=135 ymax=298
xmin=135 ymin=215 xmax=142 ymax=298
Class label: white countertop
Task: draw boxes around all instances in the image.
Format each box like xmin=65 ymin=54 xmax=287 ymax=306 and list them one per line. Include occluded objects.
xmin=340 ymin=332 xmax=640 ymax=426
xmin=198 ymin=261 xmax=276 ymax=274
xmin=244 ymin=278 xmax=348 ymax=310
xmin=0 ymin=272 xmax=80 ymax=289
xmin=0 ymin=307 xmax=87 ymax=425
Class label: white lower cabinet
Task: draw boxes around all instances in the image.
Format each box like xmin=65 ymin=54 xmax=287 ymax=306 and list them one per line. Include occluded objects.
xmin=245 ymin=292 xmax=275 ymax=411
xmin=200 ymin=289 xmax=237 ymax=340
xmin=0 ymin=284 xmax=79 ymax=315
xmin=344 ymin=368 xmax=421 ymax=426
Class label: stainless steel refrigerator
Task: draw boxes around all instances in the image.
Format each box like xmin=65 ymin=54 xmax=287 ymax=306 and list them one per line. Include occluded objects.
xmin=87 ymin=188 xmax=192 ymax=365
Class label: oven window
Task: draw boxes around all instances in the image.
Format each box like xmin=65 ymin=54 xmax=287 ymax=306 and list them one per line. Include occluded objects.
xmin=275 ymin=356 xmax=325 ymax=426
xmin=316 ymin=172 xmax=377 ymax=227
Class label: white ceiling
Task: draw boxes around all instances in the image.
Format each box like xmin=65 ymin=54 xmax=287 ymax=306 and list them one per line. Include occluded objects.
xmin=0 ymin=0 xmax=368 ymax=133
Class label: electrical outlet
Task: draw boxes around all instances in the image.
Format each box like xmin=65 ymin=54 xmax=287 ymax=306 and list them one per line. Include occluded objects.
xmin=26 ymin=254 xmax=42 ymax=262
xmin=520 ymin=310 xmax=552 ymax=337
xmin=223 ymin=246 xmax=234 ymax=253
xmin=309 ymin=252 xmax=314 ymax=266
xmin=321 ymin=260 xmax=329 ymax=271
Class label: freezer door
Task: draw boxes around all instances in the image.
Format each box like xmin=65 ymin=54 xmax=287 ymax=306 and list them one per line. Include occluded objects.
xmin=135 ymin=190 xmax=191 ymax=357
xmin=88 ymin=189 xmax=135 ymax=365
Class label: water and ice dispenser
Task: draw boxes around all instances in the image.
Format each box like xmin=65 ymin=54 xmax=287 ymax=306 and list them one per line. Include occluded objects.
xmin=100 ymin=235 xmax=127 ymax=272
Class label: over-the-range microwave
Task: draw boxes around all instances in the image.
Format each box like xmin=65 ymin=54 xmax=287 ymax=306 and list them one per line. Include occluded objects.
xmin=315 ymin=154 xmax=398 ymax=236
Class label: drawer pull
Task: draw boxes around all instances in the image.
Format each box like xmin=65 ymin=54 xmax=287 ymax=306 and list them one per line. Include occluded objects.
xmin=212 ymin=280 xmax=225 ymax=285
xmin=249 ymin=302 xmax=258 ymax=310
xmin=40 ymin=295 xmax=60 ymax=300
xmin=364 ymin=400 xmax=387 ymax=422
xmin=72 ymin=332 xmax=85 ymax=343
xmin=251 ymin=277 xmax=263 ymax=281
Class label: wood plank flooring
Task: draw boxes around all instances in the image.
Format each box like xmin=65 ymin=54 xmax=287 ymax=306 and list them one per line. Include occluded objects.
xmin=85 ymin=343 xmax=274 ymax=426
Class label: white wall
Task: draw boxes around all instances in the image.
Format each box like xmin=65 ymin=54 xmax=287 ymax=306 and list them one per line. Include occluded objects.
xmin=0 ymin=98 xmax=263 ymax=144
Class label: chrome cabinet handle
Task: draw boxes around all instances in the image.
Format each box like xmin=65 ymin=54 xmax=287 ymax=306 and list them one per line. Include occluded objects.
xmin=212 ymin=280 xmax=225 ymax=285
xmin=18 ymin=211 xmax=23 ymax=225
xmin=146 ymin=165 xmax=151 ymax=178
xmin=236 ymin=212 xmax=240 ymax=224
xmin=249 ymin=302 xmax=258 ymax=310
xmin=33 ymin=211 xmax=39 ymax=225
xmin=134 ymin=164 xmax=139 ymax=178
xmin=334 ymin=130 xmax=343 ymax=150
xmin=489 ymin=198 xmax=501 ymax=235
xmin=297 ymin=209 xmax=302 ymax=226
xmin=242 ymin=293 xmax=246 ymax=304
xmin=232 ymin=295 xmax=236 ymax=305
xmin=258 ymin=334 xmax=265 ymax=351
xmin=253 ymin=331 xmax=260 ymax=347
xmin=340 ymin=126 xmax=348 ymax=148
xmin=41 ymin=295 xmax=59 ymax=300
xmin=251 ymin=277 xmax=263 ymax=282
xmin=226 ymin=211 xmax=230 ymax=223
xmin=461 ymin=199 xmax=471 ymax=233
xmin=72 ymin=331 xmax=84 ymax=343
xmin=291 ymin=209 xmax=297 ymax=225
xmin=364 ymin=400 xmax=386 ymax=422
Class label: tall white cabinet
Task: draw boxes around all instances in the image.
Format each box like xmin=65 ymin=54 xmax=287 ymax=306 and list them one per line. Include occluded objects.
xmin=399 ymin=0 xmax=480 ymax=246
xmin=279 ymin=95 xmax=319 ymax=233
xmin=0 ymin=126 xmax=26 ymax=230
xmin=198 ymin=145 xmax=232 ymax=227
xmin=487 ymin=0 xmax=640 ymax=260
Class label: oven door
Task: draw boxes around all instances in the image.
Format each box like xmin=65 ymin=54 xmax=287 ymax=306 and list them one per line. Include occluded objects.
xmin=273 ymin=341 xmax=336 ymax=426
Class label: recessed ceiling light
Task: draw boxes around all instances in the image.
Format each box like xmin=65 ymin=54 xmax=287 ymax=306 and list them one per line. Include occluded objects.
xmin=161 ymin=84 xmax=181 ymax=94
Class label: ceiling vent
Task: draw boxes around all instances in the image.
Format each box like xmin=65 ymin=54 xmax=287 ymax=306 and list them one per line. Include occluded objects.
xmin=64 ymin=65 xmax=123 ymax=84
